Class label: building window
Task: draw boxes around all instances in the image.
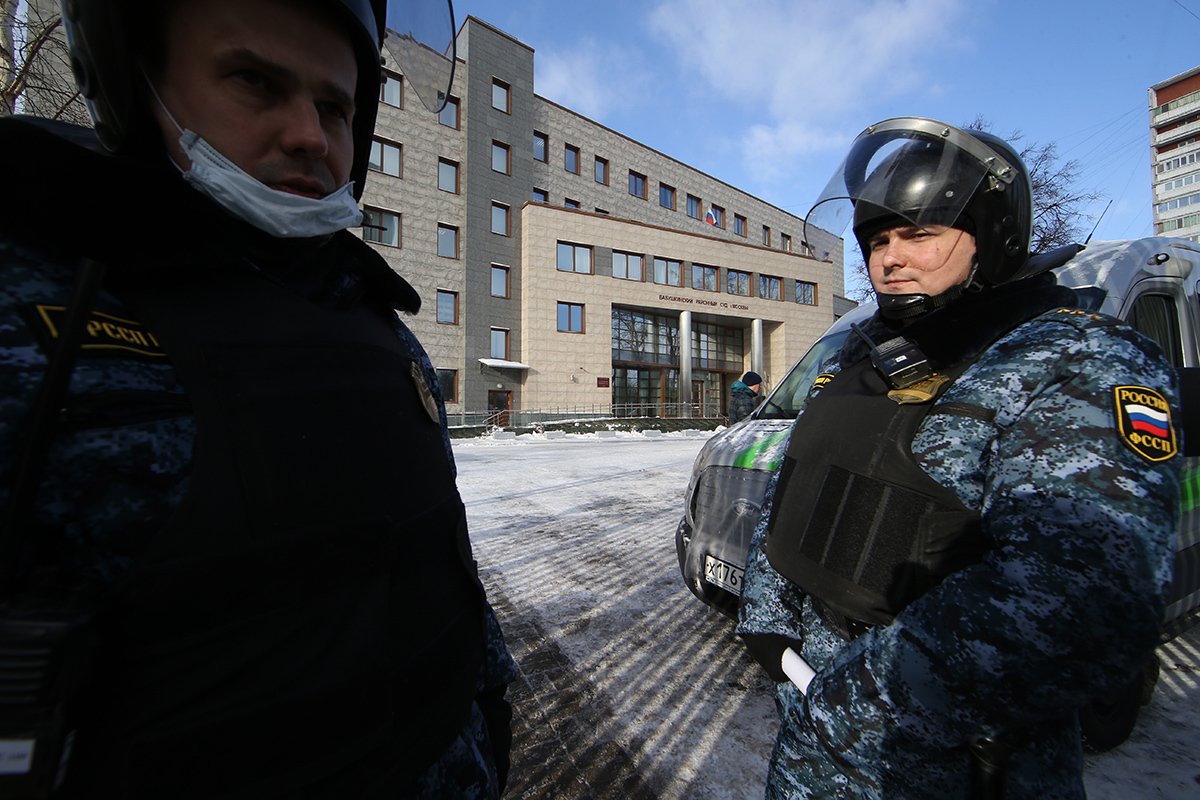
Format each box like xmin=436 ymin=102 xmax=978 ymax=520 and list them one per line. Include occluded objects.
xmin=491 ymin=202 xmax=510 ymax=236
xmin=727 ymin=269 xmax=750 ymax=296
xmin=705 ymin=204 xmax=725 ymax=228
xmin=564 ymin=198 xmax=580 ymax=209
xmin=557 ymin=302 xmax=585 ymax=333
xmin=368 ymin=137 xmax=402 ymax=177
xmin=660 ymin=183 xmax=676 ymax=210
xmin=595 ymin=207 xmax=609 ymax=215
xmin=491 ymin=140 xmax=510 ymax=174
xmin=380 ymin=70 xmax=402 ymax=108
xmin=595 ymin=157 xmax=609 ymax=185
xmin=491 ymin=78 xmax=511 ymax=112
xmin=557 ymin=242 xmax=592 ymax=274
xmin=629 ymin=170 xmax=647 ymax=199
xmin=758 ymin=274 xmax=781 ymax=300
xmin=437 ymin=223 xmax=458 ymax=258
xmin=762 ymin=225 xmax=771 ymax=246
xmin=532 ymin=187 xmax=549 ymax=203
xmin=796 ymin=281 xmax=817 ymax=305
xmin=564 ymin=144 xmax=580 ymax=174
xmin=436 ymin=289 xmax=458 ymax=324
xmin=362 ymin=207 xmax=400 ymax=247
xmin=734 ymin=214 xmax=747 ymax=237
xmin=490 ymin=328 xmax=509 ymax=360
xmin=436 ymin=369 xmax=458 ymax=403
xmin=438 ymin=95 xmax=459 ymax=129
xmin=437 ymin=158 xmax=458 ymax=193
xmin=533 ymin=131 xmax=548 ymax=162
xmin=653 ymin=256 xmax=682 ymax=287
xmin=491 ymin=264 xmax=510 ymax=298
xmin=692 ymin=263 xmax=718 ymax=292
xmin=612 ymin=251 xmax=644 ymax=281
xmin=687 ymin=194 xmax=701 ymax=220
xmin=781 ymin=233 xmax=792 ymax=252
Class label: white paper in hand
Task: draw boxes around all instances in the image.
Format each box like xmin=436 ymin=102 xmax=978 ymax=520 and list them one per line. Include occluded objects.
xmin=782 ymin=647 xmax=816 ymax=694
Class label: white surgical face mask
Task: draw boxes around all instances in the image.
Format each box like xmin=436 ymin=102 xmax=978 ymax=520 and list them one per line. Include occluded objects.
xmin=147 ymin=77 xmax=363 ymax=238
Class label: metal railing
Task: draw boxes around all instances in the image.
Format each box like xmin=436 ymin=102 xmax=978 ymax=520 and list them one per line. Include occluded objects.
xmin=446 ymin=402 xmax=726 ymax=429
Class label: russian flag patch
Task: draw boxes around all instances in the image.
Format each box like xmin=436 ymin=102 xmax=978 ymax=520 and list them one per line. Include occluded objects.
xmin=1114 ymin=385 xmax=1177 ymax=462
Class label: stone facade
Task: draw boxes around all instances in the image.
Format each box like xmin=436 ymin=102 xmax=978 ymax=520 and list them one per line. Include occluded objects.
xmin=360 ymin=16 xmax=847 ymax=416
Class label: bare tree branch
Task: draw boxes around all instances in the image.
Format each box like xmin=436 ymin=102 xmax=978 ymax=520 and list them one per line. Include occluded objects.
xmin=1 ymin=0 xmax=89 ymax=123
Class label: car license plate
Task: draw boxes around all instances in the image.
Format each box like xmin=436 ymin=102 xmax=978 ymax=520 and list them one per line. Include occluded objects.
xmin=704 ymin=554 xmax=744 ymax=595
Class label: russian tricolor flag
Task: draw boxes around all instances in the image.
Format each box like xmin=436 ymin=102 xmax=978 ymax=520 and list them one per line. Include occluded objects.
xmin=705 ymin=206 xmax=718 ymax=225
xmin=1127 ymin=404 xmax=1170 ymax=438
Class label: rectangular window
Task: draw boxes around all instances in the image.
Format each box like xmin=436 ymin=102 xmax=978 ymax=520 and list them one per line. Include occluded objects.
xmin=437 ymin=223 xmax=458 ymax=258
xmin=557 ymin=302 xmax=585 ymax=333
xmin=491 ymin=140 xmax=510 ymax=175
xmin=436 ymin=369 xmax=458 ymax=403
xmin=437 ymin=158 xmax=458 ymax=193
xmin=362 ymin=207 xmax=400 ymax=247
xmin=594 ymin=157 xmax=609 ymax=185
xmin=612 ymin=251 xmax=644 ymax=281
xmin=758 ymin=274 xmax=781 ymax=300
xmin=556 ymin=242 xmax=592 ymax=274
xmin=564 ymin=144 xmax=580 ymax=174
xmin=734 ymin=214 xmax=747 ymax=237
xmin=490 ymin=328 xmax=509 ymax=360
xmin=438 ymin=96 xmax=459 ymax=129
xmin=368 ymin=138 xmax=402 ymax=177
xmin=781 ymin=233 xmax=792 ymax=252
xmin=490 ymin=264 xmax=510 ymax=298
xmin=727 ymin=269 xmax=750 ymax=296
xmin=707 ymin=204 xmax=725 ymax=228
xmin=491 ymin=78 xmax=510 ymax=112
xmin=762 ymin=225 xmax=771 ymax=246
xmin=692 ymin=263 xmax=718 ymax=292
xmin=436 ymin=289 xmax=458 ymax=324
xmin=380 ymin=70 xmax=403 ymax=107
xmin=687 ymin=194 xmax=701 ymax=219
xmin=628 ymin=170 xmax=647 ymax=199
xmin=653 ymin=256 xmax=682 ymax=287
xmin=532 ymin=187 xmax=549 ymax=203
xmin=564 ymin=198 xmax=580 ymax=209
xmin=594 ymin=207 xmax=609 ymax=215
xmin=796 ymin=281 xmax=817 ymax=305
xmin=533 ymin=131 xmax=548 ymax=162
xmin=491 ymin=202 xmax=510 ymax=236
xmin=659 ymin=183 xmax=676 ymax=210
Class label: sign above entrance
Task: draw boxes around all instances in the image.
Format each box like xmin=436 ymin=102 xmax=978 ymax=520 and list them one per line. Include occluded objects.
xmin=657 ymin=293 xmax=749 ymax=312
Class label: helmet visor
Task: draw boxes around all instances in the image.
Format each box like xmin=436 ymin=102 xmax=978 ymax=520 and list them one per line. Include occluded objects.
xmin=386 ymin=0 xmax=457 ymax=113
xmin=804 ymin=118 xmax=1015 ymax=244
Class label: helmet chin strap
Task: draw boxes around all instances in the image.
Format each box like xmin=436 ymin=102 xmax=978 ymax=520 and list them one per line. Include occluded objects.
xmin=876 ymin=256 xmax=982 ymax=321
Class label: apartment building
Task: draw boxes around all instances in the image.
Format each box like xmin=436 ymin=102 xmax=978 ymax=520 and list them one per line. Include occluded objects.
xmin=362 ymin=16 xmax=848 ymax=418
xmin=1150 ymin=66 xmax=1200 ymax=244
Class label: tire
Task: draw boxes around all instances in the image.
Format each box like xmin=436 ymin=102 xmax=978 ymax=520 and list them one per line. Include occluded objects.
xmin=1080 ymin=668 xmax=1144 ymax=753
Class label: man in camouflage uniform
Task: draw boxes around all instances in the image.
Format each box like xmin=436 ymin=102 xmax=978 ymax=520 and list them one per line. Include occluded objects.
xmin=737 ymin=118 xmax=1180 ymax=799
xmin=0 ymin=0 xmax=515 ymax=796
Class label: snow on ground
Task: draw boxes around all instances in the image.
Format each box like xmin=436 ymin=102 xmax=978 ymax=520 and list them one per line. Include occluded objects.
xmin=453 ymin=430 xmax=1200 ymax=798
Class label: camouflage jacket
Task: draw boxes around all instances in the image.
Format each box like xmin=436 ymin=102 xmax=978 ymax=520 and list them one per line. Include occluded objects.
xmin=737 ymin=283 xmax=1180 ymax=799
xmin=0 ymin=117 xmax=516 ymax=798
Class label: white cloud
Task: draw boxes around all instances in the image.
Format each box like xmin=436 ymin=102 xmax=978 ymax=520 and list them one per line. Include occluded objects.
xmin=648 ymin=0 xmax=972 ymax=169
xmin=535 ymin=40 xmax=649 ymax=123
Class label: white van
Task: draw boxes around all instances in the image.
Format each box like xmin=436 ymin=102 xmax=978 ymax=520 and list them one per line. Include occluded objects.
xmin=675 ymin=236 xmax=1200 ymax=750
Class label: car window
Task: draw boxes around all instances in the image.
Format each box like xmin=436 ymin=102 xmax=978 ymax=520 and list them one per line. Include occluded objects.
xmin=1128 ymin=293 xmax=1184 ymax=370
xmin=756 ymin=330 xmax=852 ymax=419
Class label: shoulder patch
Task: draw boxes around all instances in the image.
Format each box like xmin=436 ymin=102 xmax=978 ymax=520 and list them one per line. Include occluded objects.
xmin=812 ymin=373 xmax=835 ymax=391
xmin=24 ymin=304 xmax=168 ymax=359
xmin=1113 ymin=385 xmax=1177 ymax=462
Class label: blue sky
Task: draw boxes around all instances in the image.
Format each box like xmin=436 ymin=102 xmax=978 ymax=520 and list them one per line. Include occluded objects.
xmin=392 ymin=0 xmax=1199 ymax=283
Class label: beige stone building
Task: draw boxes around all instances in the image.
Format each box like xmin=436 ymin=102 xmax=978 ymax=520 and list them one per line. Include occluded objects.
xmin=359 ymin=17 xmax=850 ymax=422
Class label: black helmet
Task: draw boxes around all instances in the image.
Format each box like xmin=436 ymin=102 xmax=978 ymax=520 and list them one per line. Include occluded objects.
xmin=60 ymin=0 xmax=456 ymax=200
xmin=805 ymin=118 xmax=1033 ymax=305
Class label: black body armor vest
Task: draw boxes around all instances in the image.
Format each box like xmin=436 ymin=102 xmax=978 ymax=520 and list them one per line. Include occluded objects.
xmin=764 ymin=355 xmax=985 ymax=633
xmin=69 ymin=251 xmax=485 ymax=798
